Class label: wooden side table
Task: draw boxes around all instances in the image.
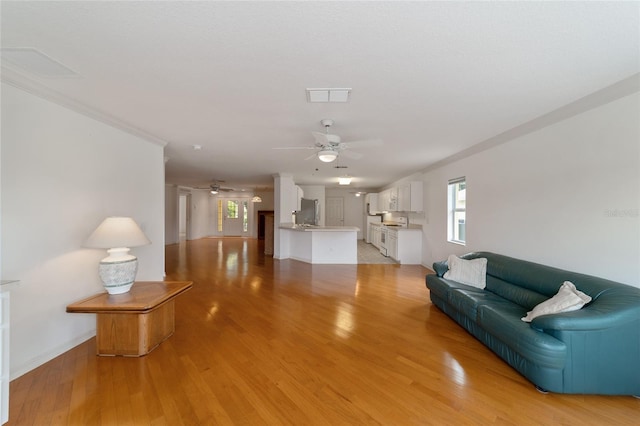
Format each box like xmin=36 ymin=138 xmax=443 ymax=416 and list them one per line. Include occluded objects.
xmin=67 ymin=281 xmax=192 ymax=356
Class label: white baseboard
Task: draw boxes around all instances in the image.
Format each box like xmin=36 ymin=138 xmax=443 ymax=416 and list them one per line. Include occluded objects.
xmin=10 ymin=330 xmax=95 ymax=381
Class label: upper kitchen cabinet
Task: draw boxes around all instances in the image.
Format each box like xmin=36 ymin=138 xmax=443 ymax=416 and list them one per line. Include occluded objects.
xmin=397 ymin=181 xmax=423 ymax=212
xmin=365 ymin=193 xmax=382 ymax=214
xmin=374 ymin=181 xmax=423 ymax=213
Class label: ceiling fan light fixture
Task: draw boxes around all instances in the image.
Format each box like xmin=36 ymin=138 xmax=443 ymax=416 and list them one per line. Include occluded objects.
xmin=318 ymin=150 xmax=338 ymax=162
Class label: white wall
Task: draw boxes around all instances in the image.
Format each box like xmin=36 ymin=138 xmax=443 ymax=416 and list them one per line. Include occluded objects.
xmin=251 ymin=189 xmax=274 ymax=238
xmin=1 ymin=83 xmax=166 ymax=379
xmin=189 ymin=190 xmax=211 ymax=239
xmin=274 ymin=174 xmax=297 ymax=258
xmin=420 ymin=92 xmax=639 ymax=287
xmin=179 ymin=195 xmax=187 ymax=236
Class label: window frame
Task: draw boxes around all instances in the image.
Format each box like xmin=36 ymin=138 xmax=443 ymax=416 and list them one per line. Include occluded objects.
xmin=447 ymin=177 xmax=466 ymax=245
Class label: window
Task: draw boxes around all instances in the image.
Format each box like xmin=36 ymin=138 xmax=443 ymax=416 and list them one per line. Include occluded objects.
xmin=448 ymin=177 xmax=466 ymax=244
xmin=242 ymin=201 xmax=248 ymax=232
xmin=227 ymin=200 xmax=239 ymax=219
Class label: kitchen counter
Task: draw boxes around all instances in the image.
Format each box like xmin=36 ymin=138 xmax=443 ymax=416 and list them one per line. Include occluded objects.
xmin=279 ymin=223 xmax=359 ymax=264
xmin=370 ymin=222 xmax=422 ymax=229
xmin=367 ymin=223 xmax=422 ymax=264
xmin=280 ymin=224 xmax=360 ymax=232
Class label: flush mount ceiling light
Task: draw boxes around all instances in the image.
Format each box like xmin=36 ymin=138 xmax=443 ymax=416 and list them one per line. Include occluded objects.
xmin=318 ymin=149 xmax=338 ymax=162
xmin=338 ymin=176 xmax=352 ymax=185
xmin=306 ymin=88 xmax=351 ymax=103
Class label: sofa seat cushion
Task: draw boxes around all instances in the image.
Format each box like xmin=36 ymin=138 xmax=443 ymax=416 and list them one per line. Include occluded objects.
xmin=448 ymin=288 xmax=507 ymax=320
xmin=478 ymin=303 xmax=567 ymax=369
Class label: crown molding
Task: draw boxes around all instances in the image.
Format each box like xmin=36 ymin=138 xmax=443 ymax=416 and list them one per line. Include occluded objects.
xmin=423 ymin=73 xmax=640 ymax=173
xmin=1 ymin=69 xmax=168 ymax=148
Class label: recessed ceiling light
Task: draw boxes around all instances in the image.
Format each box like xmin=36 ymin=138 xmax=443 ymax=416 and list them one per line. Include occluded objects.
xmin=306 ymin=88 xmax=351 ymax=103
xmin=0 ymin=48 xmax=79 ymax=78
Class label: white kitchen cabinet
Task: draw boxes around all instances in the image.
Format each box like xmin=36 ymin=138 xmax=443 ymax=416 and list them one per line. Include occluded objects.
xmin=365 ymin=193 xmax=381 ymax=214
xmin=397 ymin=181 xmax=423 ymax=212
xmin=370 ymin=223 xmax=381 ymax=249
xmin=388 ymin=229 xmax=398 ymax=260
xmin=389 ymin=228 xmax=422 ymax=264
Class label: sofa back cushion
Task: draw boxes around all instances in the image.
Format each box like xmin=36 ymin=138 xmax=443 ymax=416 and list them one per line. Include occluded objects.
xmin=459 ymin=252 xmax=626 ymax=309
xmin=485 ymin=275 xmax=547 ymax=309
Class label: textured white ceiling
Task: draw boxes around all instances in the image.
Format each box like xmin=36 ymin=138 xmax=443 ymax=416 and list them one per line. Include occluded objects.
xmin=2 ymin=2 xmax=639 ymax=190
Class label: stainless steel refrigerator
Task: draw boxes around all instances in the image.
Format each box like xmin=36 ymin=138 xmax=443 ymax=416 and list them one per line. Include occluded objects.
xmin=296 ymin=198 xmax=319 ymax=225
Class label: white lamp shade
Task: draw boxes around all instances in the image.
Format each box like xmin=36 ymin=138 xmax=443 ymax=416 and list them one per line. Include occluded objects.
xmin=338 ymin=176 xmax=352 ymax=185
xmin=318 ymin=150 xmax=338 ymax=162
xmin=85 ymin=217 xmax=151 ymax=249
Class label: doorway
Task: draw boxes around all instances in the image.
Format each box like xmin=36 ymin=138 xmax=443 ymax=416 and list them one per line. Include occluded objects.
xmin=178 ymin=193 xmax=192 ymax=241
xmin=257 ymin=210 xmax=274 ymax=240
xmin=325 ymin=196 xmax=344 ymax=226
xmin=218 ymin=198 xmax=250 ymax=237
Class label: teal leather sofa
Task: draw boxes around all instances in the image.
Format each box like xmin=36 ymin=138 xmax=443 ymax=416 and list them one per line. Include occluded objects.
xmin=425 ymin=252 xmax=640 ymax=395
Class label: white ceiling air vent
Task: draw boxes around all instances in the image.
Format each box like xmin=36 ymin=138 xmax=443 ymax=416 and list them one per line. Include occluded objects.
xmin=306 ymin=88 xmax=351 ymax=103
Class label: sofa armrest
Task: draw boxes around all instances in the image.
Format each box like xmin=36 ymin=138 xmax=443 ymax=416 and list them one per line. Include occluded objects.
xmin=432 ymin=261 xmax=448 ymax=277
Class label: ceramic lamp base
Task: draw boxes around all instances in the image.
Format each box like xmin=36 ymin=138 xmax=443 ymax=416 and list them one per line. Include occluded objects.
xmin=98 ymin=252 xmax=138 ymax=295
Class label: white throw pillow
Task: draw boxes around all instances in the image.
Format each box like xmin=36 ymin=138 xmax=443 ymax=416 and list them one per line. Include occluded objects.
xmin=521 ymin=281 xmax=592 ymax=323
xmin=443 ymin=255 xmax=487 ymax=289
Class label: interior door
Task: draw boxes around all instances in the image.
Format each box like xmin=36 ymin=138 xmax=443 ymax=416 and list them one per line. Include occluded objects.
xmin=221 ymin=199 xmax=248 ymax=236
xmin=325 ymin=196 xmax=344 ymax=226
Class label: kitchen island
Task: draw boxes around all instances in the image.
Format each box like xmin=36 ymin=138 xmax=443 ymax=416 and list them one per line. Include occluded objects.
xmin=278 ymin=224 xmax=359 ymax=264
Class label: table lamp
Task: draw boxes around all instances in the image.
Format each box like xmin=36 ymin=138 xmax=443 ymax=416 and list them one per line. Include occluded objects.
xmin=85 ymin=217 xmax=151 ymax=294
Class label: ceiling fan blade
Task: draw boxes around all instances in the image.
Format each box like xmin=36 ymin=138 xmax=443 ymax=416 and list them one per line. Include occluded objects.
xmin=304 ymin=152 xmax=318 ymax=161
xmin=272 ymin=146 xmax=316 ymax=150
xmin=342 ymin=138 xmax=383 ymax=149
xmin=340 ymin=150 xmax=363 ymax=160
xmin=311 ymin=131 xmax=330 ymax=146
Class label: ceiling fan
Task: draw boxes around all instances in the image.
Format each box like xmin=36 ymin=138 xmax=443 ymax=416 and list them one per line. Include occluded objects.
xmin=195 ymin=181 xmax=234 ymax=194
xmin=274 ymin=119 xmax=383 ymax=162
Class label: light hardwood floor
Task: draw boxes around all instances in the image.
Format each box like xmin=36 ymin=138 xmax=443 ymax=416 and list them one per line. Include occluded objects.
xmin=8 ymin=238 xmax=639 ymax=425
